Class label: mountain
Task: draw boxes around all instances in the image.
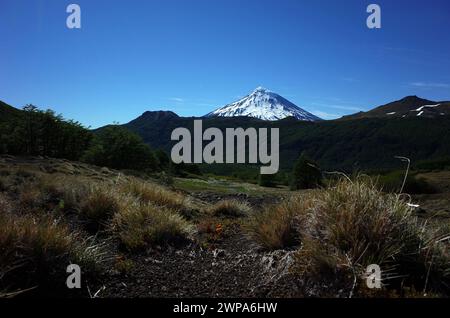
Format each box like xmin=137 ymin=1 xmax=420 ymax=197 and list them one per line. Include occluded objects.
xmin=205 ymin=87 xmax=321 ymax=121
xmin=341 ymin=96 xmax=450 ymax=120
xmin=120 ymin=109 xmax=450 ymax=173
xmin=0 ymin=100 xmax=22 ymax=122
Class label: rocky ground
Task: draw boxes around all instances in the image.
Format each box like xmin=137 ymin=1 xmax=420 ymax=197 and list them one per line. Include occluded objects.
xmin=99 ymin=225 xmax=299 ymax=298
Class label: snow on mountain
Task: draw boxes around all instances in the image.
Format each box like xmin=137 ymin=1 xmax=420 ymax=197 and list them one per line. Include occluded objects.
xmin=413 ymin=104 xmax=441 ymax=112
xmin=205 ymin=87 xmax=322 ymax=121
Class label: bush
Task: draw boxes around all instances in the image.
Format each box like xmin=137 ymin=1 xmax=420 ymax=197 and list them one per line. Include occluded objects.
xmin=290 ymin=154 xmax=322 ymax=190
xmin=83 ymin=126 xmax=157 ymax=171
xmin=112 ymin=203 xmax=193 ymax=251
xmin=415 ymin=157 xmax=450 ymax=171
xmin=154 ymin=149 xmax=170 ymax=170
xmin=378 ymin=171 xmax=438 ymax=194
xmin=0 ymin=213 xmax=106 ymax=296
xmin=209 ymin=199 xmax=251 ymax=218
xmin=258 ymin=173 xmax=276 ymax=187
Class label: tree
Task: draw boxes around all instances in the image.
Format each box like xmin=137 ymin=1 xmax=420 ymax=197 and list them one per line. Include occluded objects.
xmin=170 ymin=162 xmax=202 ymax=177
xmin=259 ymin=173 xmax=276 ymax=187
xmin=154 ymin=149 xmax=170 ymax=170
xmin=290 ymin=153 xmax=322 ymax=190
xmin=0 ymin=105 xmax=92 ymax=159
xmin=82 ymin=126 xmax=156 ymax=170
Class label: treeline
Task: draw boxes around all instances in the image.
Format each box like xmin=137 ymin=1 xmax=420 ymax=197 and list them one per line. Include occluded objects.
xmin=0 ymin=105 xmax=195 ymax=175
xmin=0 ymin=105 xmax=91 ymax=160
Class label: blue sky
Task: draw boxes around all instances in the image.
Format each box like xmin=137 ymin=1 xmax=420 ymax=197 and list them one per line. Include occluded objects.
xmin=1 ymin=0 xmax=450 ymax=127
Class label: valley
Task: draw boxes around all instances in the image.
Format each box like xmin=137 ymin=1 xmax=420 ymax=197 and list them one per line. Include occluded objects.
xmin=1 ymin=93 xmax=449 ymax=298
xmin=0 ymin=155 xmax=449 ymax=298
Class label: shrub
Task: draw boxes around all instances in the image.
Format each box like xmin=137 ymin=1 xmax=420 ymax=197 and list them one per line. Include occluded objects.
xmin=82 ymin=126 xmax=156 ymax=170
xmin=209 ymin=199 xmax=251 ymax=218
xmin=0 ymin=213 xmax=106 ymax=296
xmin=290 ymin=154 xmax=322 ymax=190
xmin=112 ymin=203 xmax=193 ymax=251
xmin=258 ymin=173 xmax=276 ymax=187
xmin=378 ymin=171 xmax=438 ymax=194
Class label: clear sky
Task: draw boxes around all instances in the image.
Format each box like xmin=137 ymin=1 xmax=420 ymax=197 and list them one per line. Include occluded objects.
xmin=1 ymin=0 xmax=450 ymax=127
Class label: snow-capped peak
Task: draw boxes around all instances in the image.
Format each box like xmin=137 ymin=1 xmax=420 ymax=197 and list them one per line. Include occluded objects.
xmin=204 ymin=87 xmax=321 ymax=121
xmin=252 ymin=86 xmax=270 ymax=93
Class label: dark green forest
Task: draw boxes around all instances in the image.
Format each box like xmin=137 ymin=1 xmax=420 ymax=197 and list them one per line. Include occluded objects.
xmin=0 ymin=103 xmax=172 ymax=174
xmin=2 ymin=101 xmax=450 ymax=184
xmin=121 ymin=111 xmax=450 ymax=173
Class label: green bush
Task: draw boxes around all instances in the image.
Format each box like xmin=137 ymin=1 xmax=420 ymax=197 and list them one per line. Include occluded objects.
xmin=378 ymin=171 xmax=438 ymax=194
xmin=290 ymin=154 xmax=322 ymax=190
xmin=258 ymin=173 xmax=276 ymax=187
xmin=83 ymin=126 xmax=157 ymax=170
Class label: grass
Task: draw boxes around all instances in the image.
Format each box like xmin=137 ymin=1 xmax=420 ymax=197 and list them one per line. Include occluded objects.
xmin=246 ymin=196 xmax=308 ymax=250
xmin=112 ymin=202 xmax=194 ymax=251
xmin=80 ymin=187 xmax=121 ymax=232
xmin=174 ymin=178 xmax=250 ymax=194
xmin=209 ymin=199 xmax=251 ymax=218
xmin=120 ymin=179 xmax=188 ymax=211
xmin=0 ymin=164 xmax=197 ymax=295
xmin=247 ymin=177 xmax=450 ymax=296
xmin=0 ymin=193 xmax=11 ymax=214
xmin=2 ymin=158 xmax=448 ymax=297
xmin=0 ymin=212 xmax=106 ymax=296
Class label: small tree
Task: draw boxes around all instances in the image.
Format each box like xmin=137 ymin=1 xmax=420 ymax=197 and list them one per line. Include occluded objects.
xmin=290 ymin=154 xmax=322 ymax=190
xmin=83 ymin=126 xmax=156 ymax=170
xmin=259 ymin=173 xmax=276 ymax=187
xmin=154 ymin=149 xmax=170 ymax=170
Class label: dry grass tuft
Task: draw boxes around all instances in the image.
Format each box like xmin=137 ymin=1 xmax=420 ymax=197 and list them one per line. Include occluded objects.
xmin=209 ymin=199 xmax=251 ymax=218
xmin=0 ymin=194 xmax=12 ymax=214
xmin=80 ymin=187 xmax=120 ymax=231
xmin=120 ymin=180 xmax=185 ymax=208
xmin=247 ymin=178 xmax=450 ymax=296
xmin=112 ymin=202 xmax=194 ymax=251
xmin=0 ymin=212 xmax=106 ymax=295
xmin=246 ymin=196 xmax=309 ymax=250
